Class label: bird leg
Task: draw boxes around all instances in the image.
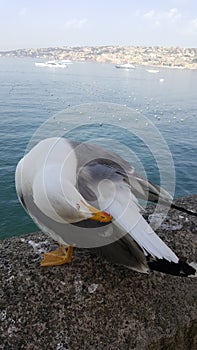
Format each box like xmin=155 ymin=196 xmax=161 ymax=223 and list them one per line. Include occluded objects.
xmin=40 ymin=243 xmax=74 ymax=266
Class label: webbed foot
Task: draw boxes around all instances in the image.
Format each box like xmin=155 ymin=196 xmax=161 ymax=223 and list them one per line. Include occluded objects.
xmin=40 ymin=244 xmax=73 ymax=266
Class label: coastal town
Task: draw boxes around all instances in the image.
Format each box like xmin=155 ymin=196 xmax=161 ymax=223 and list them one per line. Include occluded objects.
xmin=0 ymin=45 xmax=197 ymax=69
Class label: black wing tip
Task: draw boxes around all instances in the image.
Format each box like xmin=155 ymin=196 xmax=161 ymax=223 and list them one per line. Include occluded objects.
xmin=148 ymin=258 xmax=196 ymax=277
xmin=171 ymin=203 xmax=197 ymax=217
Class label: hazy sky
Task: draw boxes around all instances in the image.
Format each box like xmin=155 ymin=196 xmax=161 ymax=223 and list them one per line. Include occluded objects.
xmin=1 ymin=0 xmax=197 ymax=50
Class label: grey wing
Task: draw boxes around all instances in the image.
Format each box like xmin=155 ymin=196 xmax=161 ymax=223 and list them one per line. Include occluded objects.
xmin=73 ymin=147 xmax=149 ymax=272
xmin=91 ymin=233 xmax=149 ymax=273
xmin=70 ymin=140 xmax=172 ymax=205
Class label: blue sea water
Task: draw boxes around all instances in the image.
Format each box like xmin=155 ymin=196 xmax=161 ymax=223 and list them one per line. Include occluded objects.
xmin=0 ymin=57 xmax=197 ymax=239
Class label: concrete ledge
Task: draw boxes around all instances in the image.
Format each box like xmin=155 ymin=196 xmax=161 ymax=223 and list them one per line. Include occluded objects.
xmin=0 ymin=196 xmax=197 ymax=349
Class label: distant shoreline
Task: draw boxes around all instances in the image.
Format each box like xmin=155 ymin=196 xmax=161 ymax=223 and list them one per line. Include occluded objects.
xmin=1 ymin=45 xmax=197 ymax=70
xmin=1 ymin=56 xmax=197 ymax=71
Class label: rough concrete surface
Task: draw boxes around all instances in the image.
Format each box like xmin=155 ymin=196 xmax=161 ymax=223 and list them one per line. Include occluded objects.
xmin=0 ymin=196 xmax=197 ymax=350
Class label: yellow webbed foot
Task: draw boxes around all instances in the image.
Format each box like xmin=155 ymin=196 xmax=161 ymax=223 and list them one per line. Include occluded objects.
xmin=40 ymin=244 xmax=74 ymax=267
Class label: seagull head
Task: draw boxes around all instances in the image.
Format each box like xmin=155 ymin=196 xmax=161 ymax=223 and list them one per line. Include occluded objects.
xmin=31 ymin=163 xmax=112 ymax=224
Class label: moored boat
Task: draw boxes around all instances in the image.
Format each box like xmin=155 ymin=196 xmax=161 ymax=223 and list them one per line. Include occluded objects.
xmin=115 ymin=63 xmax=135 ymax=69
xmin=35 ymin=61 xmax=67 ymax=68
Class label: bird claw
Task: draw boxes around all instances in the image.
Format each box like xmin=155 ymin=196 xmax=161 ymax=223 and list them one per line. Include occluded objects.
xmin=40 ymin=244 xmax=74 ymax=266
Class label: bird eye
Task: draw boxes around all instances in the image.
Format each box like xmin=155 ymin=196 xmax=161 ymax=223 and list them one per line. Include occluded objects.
xmin=76 ymin=203 xmax=80 ymax=211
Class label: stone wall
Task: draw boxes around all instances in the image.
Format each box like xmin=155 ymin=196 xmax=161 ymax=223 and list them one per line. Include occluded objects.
xmin=0 ymin=196 xmax=197 ymax=349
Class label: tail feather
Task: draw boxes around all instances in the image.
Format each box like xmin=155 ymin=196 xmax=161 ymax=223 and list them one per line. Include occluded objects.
xmin=148 ymin=259 xmax=197 ymax=277
xmin=118 ymin=211 xmax=178 ymax=263
xmin=98 ymin=178 xmax=194 ymax=275
xmin=100 ymin=182 xmax=179 ymax=264
xmin=189 ymin=262 xmax=197 ymax=278
xmin=171 ymin=203 xmax=197 ymax=217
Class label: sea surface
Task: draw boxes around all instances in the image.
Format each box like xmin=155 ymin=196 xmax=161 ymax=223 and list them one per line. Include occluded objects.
xmin=0 ymin=57 xmax=197 ymax=239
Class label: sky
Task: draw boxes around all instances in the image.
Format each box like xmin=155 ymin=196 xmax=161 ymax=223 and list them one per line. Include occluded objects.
xmin=0 ymin=0 xmax=197 ymax=50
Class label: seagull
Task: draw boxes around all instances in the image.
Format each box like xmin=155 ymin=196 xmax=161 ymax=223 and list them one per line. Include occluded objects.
xmin=15 ymin=137 xmax=196 ymax=277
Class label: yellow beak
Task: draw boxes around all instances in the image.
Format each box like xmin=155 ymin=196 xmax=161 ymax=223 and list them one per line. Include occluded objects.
xmin=88 ymin=205 xmax=112 ymax=223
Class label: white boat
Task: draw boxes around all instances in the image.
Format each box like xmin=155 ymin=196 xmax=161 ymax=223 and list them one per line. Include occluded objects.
xmin=61 ymin=59 xmax=73 ymax=64
xmin=147 ymin=69 xmax=159 ymax=73
xmin=35 ymin=61 xmax=67 ymax=68
xmin=115 ymin=63 xmax=135 ymax=69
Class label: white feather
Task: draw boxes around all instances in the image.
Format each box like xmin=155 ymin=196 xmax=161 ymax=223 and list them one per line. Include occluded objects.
xmin=189 ymin=262 xmax=197 ymax=278
xmin=97 ymin=179 xmax=178 ymax=263
xmin=15 ymin=137 xmax=94 ymax=225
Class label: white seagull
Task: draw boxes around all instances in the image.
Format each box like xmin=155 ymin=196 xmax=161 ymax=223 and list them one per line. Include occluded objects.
xmin=15 ymin=137 xmax=196 ymax=276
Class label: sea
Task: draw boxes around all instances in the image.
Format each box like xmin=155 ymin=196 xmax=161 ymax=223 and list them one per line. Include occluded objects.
xmin=0 ymin=57 xmax=197 ymax=239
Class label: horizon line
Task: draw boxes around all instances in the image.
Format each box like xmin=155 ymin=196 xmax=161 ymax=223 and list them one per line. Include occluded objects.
xmin=1 ymin=44 xmax=197 ymax=52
